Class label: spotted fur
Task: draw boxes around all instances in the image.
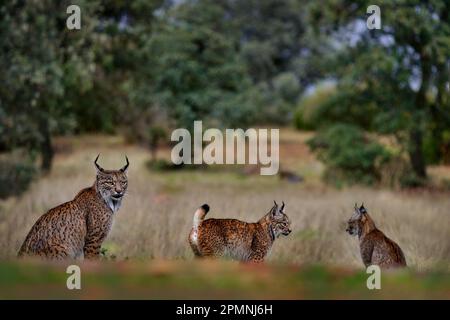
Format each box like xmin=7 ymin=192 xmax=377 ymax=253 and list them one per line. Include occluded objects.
xmin=346 ymin=204 xmax=407 ymax=269
xmin=18 ymin=155 xmax=129 ymax=260
xmin=189 ymin=201 xmax=291 ymax=262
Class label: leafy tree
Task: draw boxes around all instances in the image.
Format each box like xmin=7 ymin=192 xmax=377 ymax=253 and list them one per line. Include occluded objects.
xmin=216 ymin=0 xmax=331 ymax=123
xmin=308 ymin=0 xmax=450 ymax=179
xmin=0 ymin=0 xmax=99 ymax=172
xmin=132 ymin=0 xmax=257 ymax=130
xmin=86 ymin=0 xmax=165 ymax=139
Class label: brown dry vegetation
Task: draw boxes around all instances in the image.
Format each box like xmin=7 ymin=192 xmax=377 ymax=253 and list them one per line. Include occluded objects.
xmin=0 ymin=130 xmax=449 ymax=272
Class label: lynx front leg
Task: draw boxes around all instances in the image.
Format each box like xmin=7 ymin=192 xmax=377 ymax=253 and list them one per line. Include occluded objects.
xmin=83 ymin=243 xmax=101 ymax=259
xmin=360 ymin=241 xmax=374 ymax=267
xmin=83 ymin=235 xmax=102 ymax=259
xmin=248 ymin=251 xmax=266 ymax=263
xmin=84 ymin=215 xmax=112 ymax=259
xmin=248 ymin=239 xmax=270 ymax=263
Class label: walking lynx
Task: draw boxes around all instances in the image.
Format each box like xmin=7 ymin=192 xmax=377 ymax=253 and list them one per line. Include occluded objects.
xmin=18 ymin=155 xmax=129 ymax=260
xmin=346 ymin=204 xmax=407 ymax=268
xmin=189 ymin=201 xmax=291 ymax=262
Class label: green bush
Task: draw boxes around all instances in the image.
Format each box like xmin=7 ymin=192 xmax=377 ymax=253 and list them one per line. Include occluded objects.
xmin=399 ymin=172 xmax=426 ymax=188
xmin=294 ymin=84 xmax=336 ymax=130
xmin=423 ymin=129 xmax=450 ymax=166
xmin=273 ymin=72 xmax=301 ymax=105
xmin=0 ymin=158 xmax=37 ymax=199
xmin=308 ymin=124 xmax=391 ymax=186
xmin=294 ymin=107 xmax=313 ymax=131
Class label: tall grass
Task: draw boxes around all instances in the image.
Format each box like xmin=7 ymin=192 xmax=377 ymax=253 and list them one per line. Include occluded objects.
xmin=0 ymin=133 xmax=449 ymax=271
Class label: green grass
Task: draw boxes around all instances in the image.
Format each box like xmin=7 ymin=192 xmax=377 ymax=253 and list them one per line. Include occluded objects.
xmin=0 ymin=260 xmax=448 ymax=299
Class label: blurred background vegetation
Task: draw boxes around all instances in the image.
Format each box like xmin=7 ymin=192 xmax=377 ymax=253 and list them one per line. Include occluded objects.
xmin=0 ymin=0 xmax=449 ymax=197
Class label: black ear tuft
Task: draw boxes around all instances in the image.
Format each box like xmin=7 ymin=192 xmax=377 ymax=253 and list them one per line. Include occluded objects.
xmin=359 ymin=204 xmax=367 ymax=214
xmin=271 ymin=201 xmax=278 ymax=216
xmin=120 ymin=155 xmax=130 ymax=172
xmin=94 ymin=154 xmax=105 ymax=172
xmin=201 ymin=204 xmax=210 ymax=213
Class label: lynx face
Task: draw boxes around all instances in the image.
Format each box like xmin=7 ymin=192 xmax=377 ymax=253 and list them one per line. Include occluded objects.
xmin=346 ymin=204 xmax=367 ymax=236
xmin=95 ymin=156 xmax=129 ymax=212
xmin=269 ymin=202 xmax=292 ymax=238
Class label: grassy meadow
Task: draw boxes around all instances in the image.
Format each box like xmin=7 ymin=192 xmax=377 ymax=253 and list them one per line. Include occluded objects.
xmin=0 ymin=129 xmax=449 ymax=299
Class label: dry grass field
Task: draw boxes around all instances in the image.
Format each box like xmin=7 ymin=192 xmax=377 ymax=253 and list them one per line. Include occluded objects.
xmin=0 ymin=129 xmax=449 ymax=299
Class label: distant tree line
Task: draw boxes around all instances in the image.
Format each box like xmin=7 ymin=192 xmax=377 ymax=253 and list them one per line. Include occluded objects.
xmin=0 ymin=0 xmax=448 ymax=190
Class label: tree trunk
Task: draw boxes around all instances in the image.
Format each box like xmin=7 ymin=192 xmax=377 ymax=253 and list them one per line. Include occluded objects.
xmin=408 ymin=128 xmax=426 ymax=179
xmin=39 ymin=118 xmax=54 ymax=174
xmin=407 ymin=51 xmax=431 ymax=179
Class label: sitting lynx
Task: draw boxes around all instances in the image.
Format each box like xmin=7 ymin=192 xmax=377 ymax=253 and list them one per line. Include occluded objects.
xmin=189 ymin=201 xmax=291 ymax=262
xmin=346 ymin=204 xmax=406 ymax=269
xmin=18 ymin=155 xmax=129 ymax=260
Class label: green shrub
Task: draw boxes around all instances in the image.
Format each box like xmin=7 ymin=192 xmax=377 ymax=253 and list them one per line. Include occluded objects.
xmin=294 ymin=107 xmax=314 ymax=131
xmin=273 ymin=72 xmax=301 ymax=105
xmin=0 ymin=158 xmax=37 ymax=199
xmin=399 ymin=172 xmax=426 ymax=188
xmin=423 ymin=129 xmax=450 ymax=165
xmin=294 ymin=83 xmax=336 ymax=130
xmin=308 ymin=124 xmax=391 ymax=186
xmin=423 ymin=130 xmax=440 ymax=165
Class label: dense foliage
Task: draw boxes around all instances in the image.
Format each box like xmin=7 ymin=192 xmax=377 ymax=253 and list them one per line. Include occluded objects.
xmin=0 ymin=0 xmax=448 ymax=190
xmin=307 ymin=0 xmax=450 ymax=181
xmin=308 ymin=124 xmax=391 ymax=186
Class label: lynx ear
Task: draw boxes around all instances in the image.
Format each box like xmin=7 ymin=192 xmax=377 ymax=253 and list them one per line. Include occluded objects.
xmin=353 ymin=203 xmax=363 ymax=217
xmin=281 ymin=201 xmax=285 ymax=212
xmin=94 ymin=154 xmax=105 ymax=173
xmin=359 ymin=203 xmax=367 ymax=214
xmin=271 ymin=201 xmax=278 ymax=216
xmin=120 ymin=156 xmax=129 ymax=173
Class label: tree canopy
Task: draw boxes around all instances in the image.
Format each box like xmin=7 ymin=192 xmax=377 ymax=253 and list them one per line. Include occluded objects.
xmin=306 ymin=0 xmax=450 ymax=180
xmin=0 ymin=0 xmax=448 ymax=187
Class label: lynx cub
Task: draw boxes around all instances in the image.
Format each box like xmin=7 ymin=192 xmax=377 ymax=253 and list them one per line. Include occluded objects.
xmin=189 ymin=201 xmax=291 ymax=262
xmin=18 ymin=155 xmax=129 ymax=260
xmin=346 ymin=204 xmax=406 ymax=269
